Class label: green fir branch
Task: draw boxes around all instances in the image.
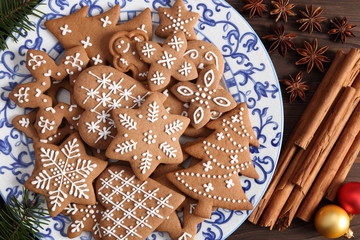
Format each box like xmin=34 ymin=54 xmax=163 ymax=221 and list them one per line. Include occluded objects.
xmin=0 ymin=188 xmax=49 ymax=240
xmin=0 ymin=0 xmax=43 ymax=51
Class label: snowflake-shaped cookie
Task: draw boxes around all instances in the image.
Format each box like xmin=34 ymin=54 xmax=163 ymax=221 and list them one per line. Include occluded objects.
xmin=95 ymin=165 xmax=185 ymax=240
xmin=106 ymin=93 xmax=190 ymax=180
xmin=25 ymin=133 xmax=107 ymax=217
xmin=136 ymin=32 xmax=198 ymax=91
xmin=171 ymin=65 xmax=237 ymax=129
xmin=63 ymin=202 xmax=105 ymax=240
xmin=74 ymin=65 xmax=149 ymax=149
xmin=156 ymin=0 xmax=199 ymax=40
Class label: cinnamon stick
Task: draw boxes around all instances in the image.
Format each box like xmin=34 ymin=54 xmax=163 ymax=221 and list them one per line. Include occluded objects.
xmin=294 ymin=75 xmax=360 ymax=187
xmin=247 ymin=143 xmax=298 ymax=224
xmin=258 ymin=149 xmax=305 ymax=228
xmin=294 ymin=48 xmax=360 ymax=149
xmin=275 ymin=86 xmax=360 ymax=230
xmin=326 ymin=133 xmax=360 ymax=201
xmin=260 ymin=86 xmax=358 ymax=229
xmin=296 ymin=104 xmax=360 ymax=222
xmin=248 ymin=50 xmax=347 ymax=224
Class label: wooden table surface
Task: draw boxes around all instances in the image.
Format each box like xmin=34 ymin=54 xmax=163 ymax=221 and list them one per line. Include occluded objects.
xmin=226 ymin=0 xmax=360 ymax=239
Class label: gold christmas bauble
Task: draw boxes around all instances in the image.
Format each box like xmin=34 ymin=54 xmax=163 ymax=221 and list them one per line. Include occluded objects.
xmin=314 ymin=205 xmax=350 ymax=238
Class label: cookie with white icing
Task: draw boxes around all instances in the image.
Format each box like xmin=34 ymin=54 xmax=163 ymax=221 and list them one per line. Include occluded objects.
xmin=136 ymin=31 xmax=198 ymax=91
xmin=25 ymin=133 xmax=108 ymax=217
xmin=109 ymin=29 xmax=149 ymax=81
xmin=12 ymin=110 xmax=76 ymax=145
xmin=105 ymin=92 xmax=190 ymax=181
xmin=9 ymin=46 xmax=89 ymax=108
xmin=95 ymin=165 xmax=185 ymax=240
xmin=185 ymin=40 xmax=225 ymax=75
xmin=171 ymin=65 xmax=237 ymax=129
xmin=45 ymin=5 xmax=152 ymax=65
xmin=156 ymin=0 xmax=199 ymax=40
xmin=153 ymin=164 xmax=206 ymax=240
xmin=34 ymin=103 xmax=82 ymax=140
xmin=73 ymin=65 xmax=150 ymax=149
xmin=163 ymin=88 xmax=216 ymax=137
xmin=167 ymin=103 xmax=260 ymax=218
xmin=63 ymin=202 xmax=105 ymax=240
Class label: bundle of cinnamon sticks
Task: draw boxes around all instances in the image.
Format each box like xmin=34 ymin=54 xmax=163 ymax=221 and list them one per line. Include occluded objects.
xmin=248 ymin=48 xmax=360 ymax=230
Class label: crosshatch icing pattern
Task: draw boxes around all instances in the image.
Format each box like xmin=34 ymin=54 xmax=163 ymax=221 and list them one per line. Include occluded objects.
xmin=0 ymin=0 xmax=283 ymax=240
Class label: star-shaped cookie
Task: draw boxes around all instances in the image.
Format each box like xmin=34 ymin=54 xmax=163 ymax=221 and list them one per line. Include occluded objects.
xmin=25 ymin=133 xmax=108 ymax=217
xmin=106 ymin=93 xmax=190 ymax=180
xmin=136 ymin=32 xmax=198 ymax=91
xmin=156 ymin=0 xmax=199 ymax=40
xmin=171 ymin=65 xmax=237 ymax=129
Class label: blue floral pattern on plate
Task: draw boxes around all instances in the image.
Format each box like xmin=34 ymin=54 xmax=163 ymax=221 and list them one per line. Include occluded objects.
xmin=0 ymin=0 xmax=283 ymax=239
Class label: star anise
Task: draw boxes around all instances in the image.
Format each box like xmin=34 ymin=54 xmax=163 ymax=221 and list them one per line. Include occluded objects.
xmin=270 ymin=0 xmax=296 ymax=22
xmin=328 ymin=17 xmax=357 ymax=43
xmin=295 ymin=39 xmax=330 ymax=73
xmin=242 ymin=0 xmax=268 ymax=18
xmin=280 ymin=72 xmax=310 ymax=103
xmin=296 ymin=5 xmax=327 ymax=33
xmin=262 ymin=24 xmax=296 ymax=56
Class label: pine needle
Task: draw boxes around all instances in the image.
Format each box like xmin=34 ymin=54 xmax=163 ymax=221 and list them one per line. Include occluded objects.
xmin=0 ymin=188 xmax=49 ymax=240
xmin=0 ymin=0 xmax=43 ymax=51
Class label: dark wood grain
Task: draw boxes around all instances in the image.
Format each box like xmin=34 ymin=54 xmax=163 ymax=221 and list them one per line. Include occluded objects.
xmin=225 ymin=0 xmax=360 ymax=239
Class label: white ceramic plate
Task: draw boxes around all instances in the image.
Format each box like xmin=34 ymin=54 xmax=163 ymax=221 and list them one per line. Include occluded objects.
xmin=0 ymin=0 xmax=283 ymax=239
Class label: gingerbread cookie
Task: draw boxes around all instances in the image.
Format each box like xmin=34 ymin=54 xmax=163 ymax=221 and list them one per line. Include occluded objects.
xmin=157 ymin=198 xmax=206 ymax=240
xmin=45 ymin=5 xmax=152 ymax=65
xmin=73 ymin=65 xmax=150 ymax=149
xmin=63 ymin=202 xmax=105 ymax=239
xmin=34 ymin=103 xmax=82 ymax=139
xmin=184 ymin=40 xmax=225 ymax=74
xmin=25 ymin=133 xmax=107 ymax=217
xmin=89 ymin=147 xmax=108 ymax=161
xmin=106 ymin=93 xmax=190 ymax=181
xmin=13 ymin=111 xmax=76 ymax=145
xmin=13 ymin=111 xmax=38 ymax=143
xmin=109 ymin=30 xmax=149 ymax=81
xmin=46 ymin=78 xmax=76 ymax=105
xmin=167 ymin=103 xmax=260 ymax=218
xmin=136 ymin=32 xmax=198 ymax=91
xmin=153 ymin=165 xmax=206 ymax=240
xmin=162 ymin=89 xmax=213 ymax=137
xmin=95 ymin=165 xmax=185 ymax=240
xmin=171 ymin=65 xmax=236 ymax=129
xmin=9 ymin=46 xmax=89 ymax=108
xmin=156 ymin=0 xmax=199 ymax=40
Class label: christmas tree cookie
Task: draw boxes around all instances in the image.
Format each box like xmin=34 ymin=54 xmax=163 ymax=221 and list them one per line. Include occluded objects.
xmin=167 ymin=103 xmax=260 ymax=218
